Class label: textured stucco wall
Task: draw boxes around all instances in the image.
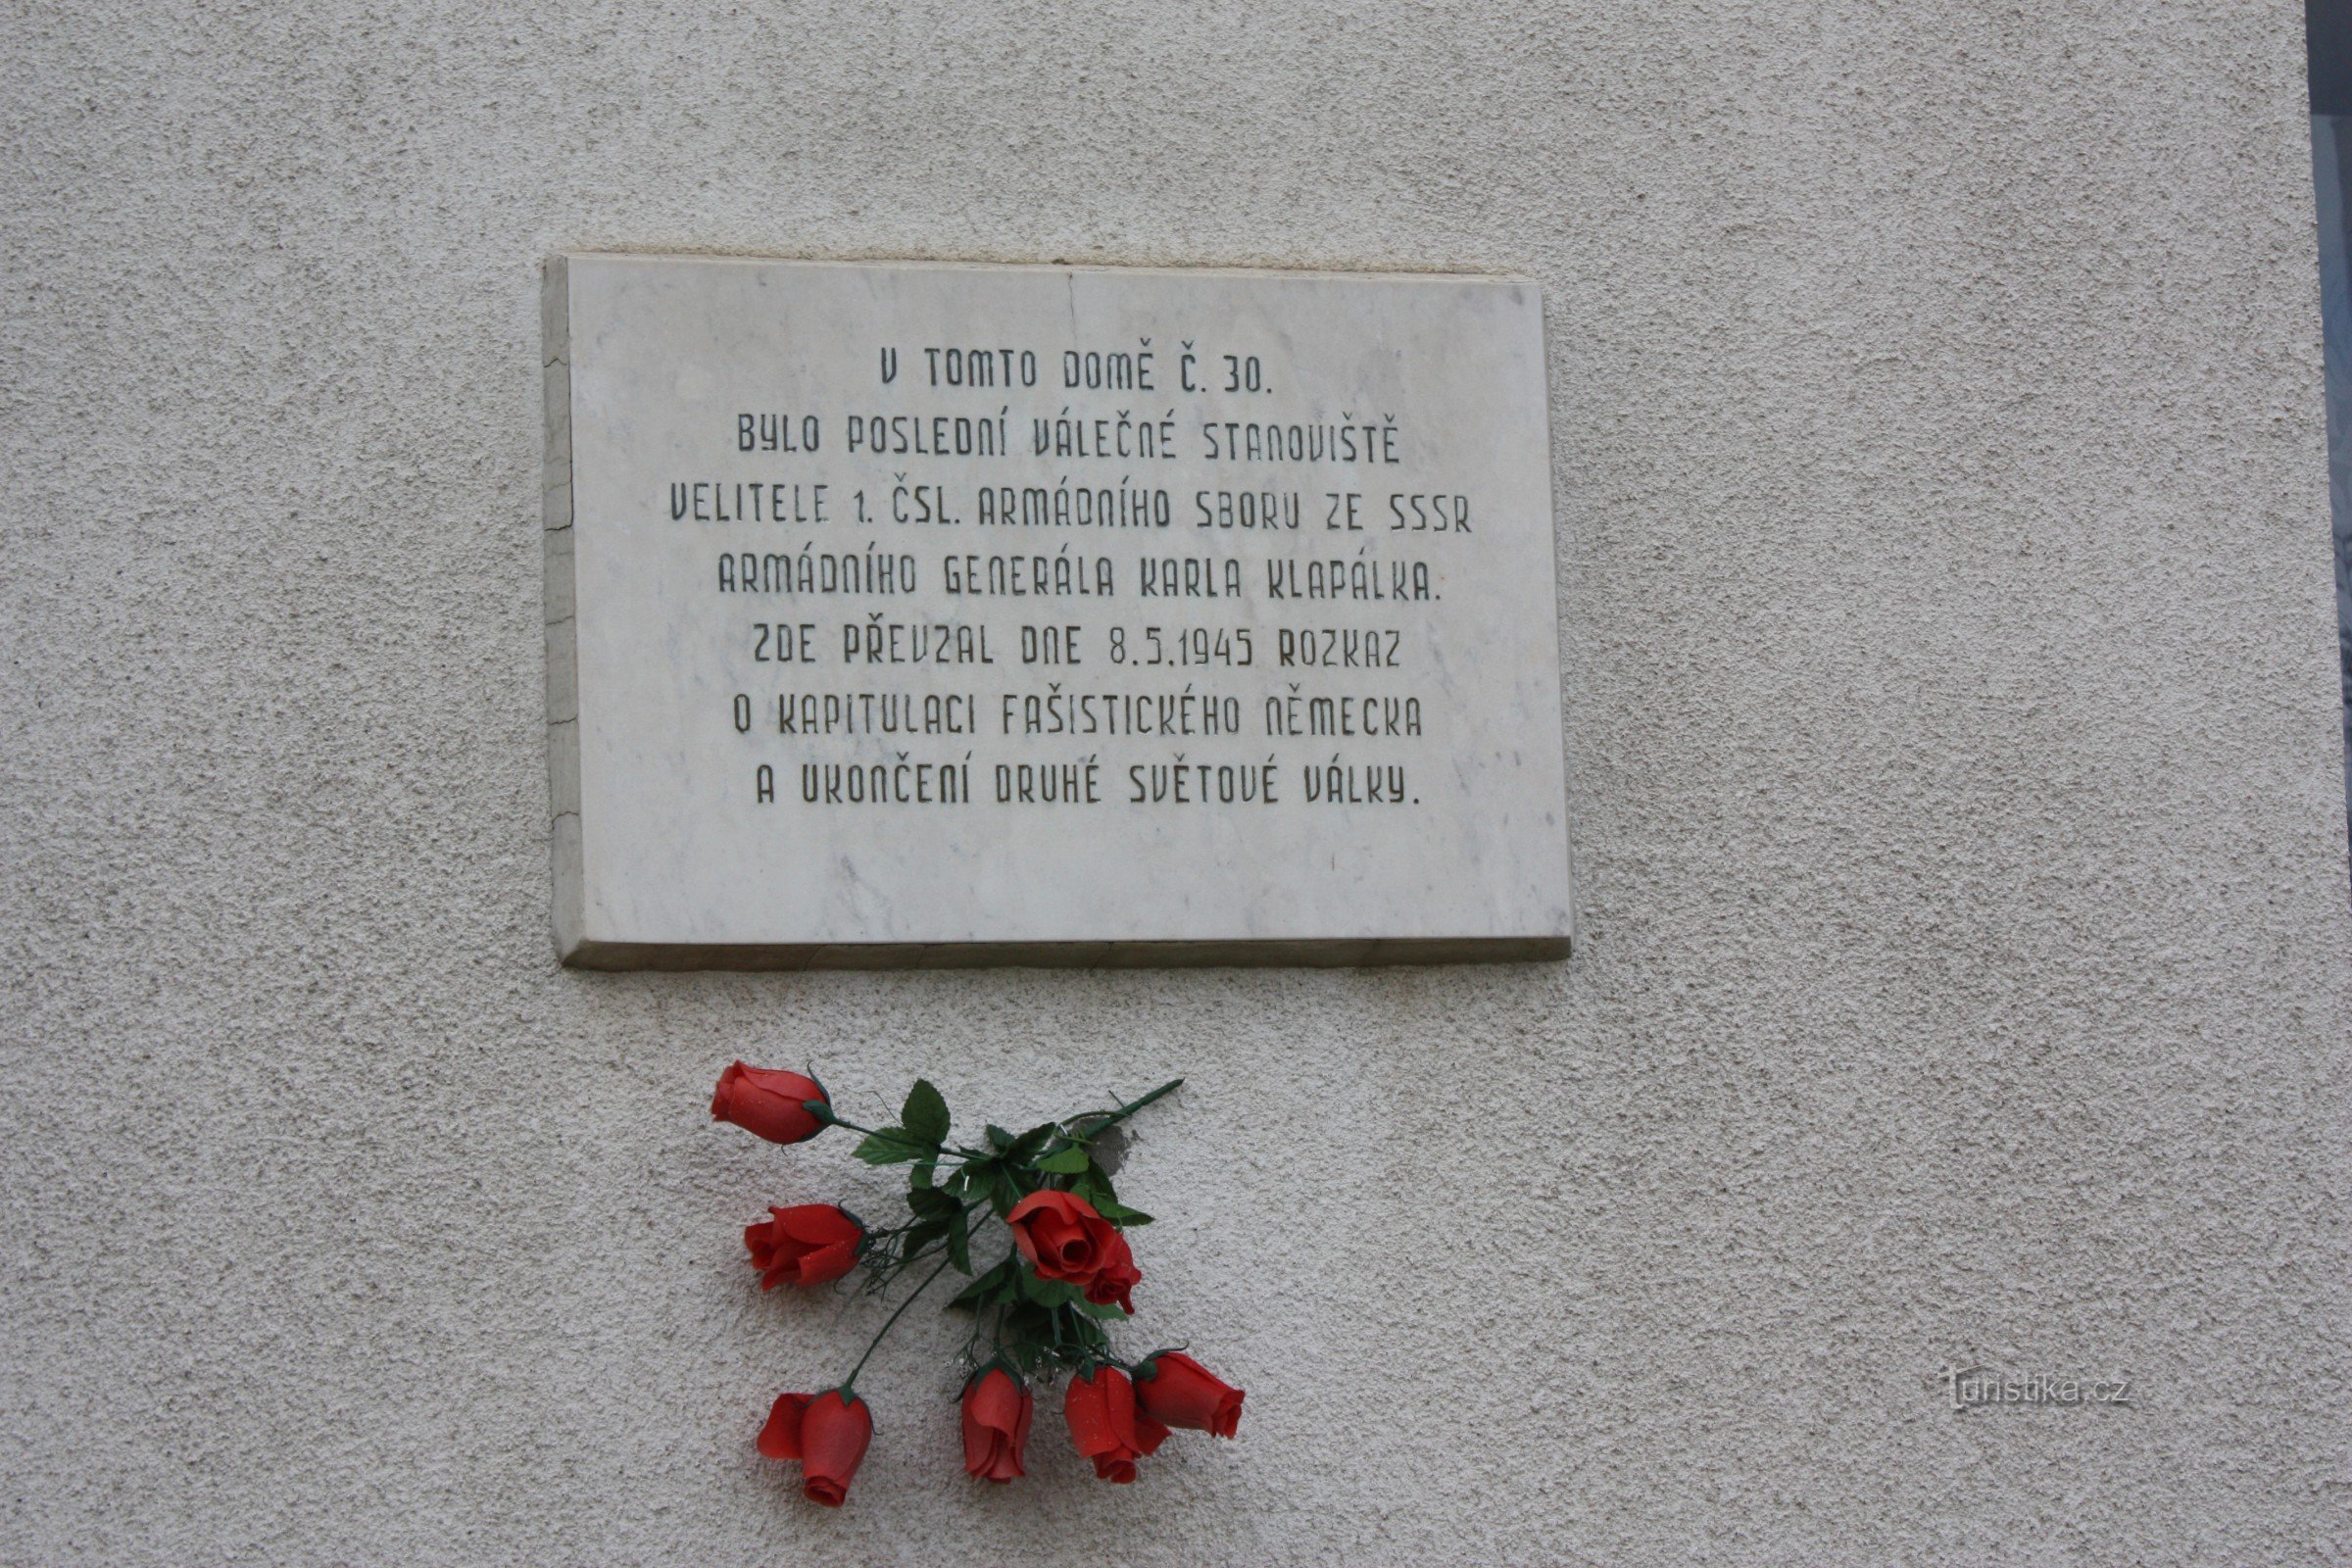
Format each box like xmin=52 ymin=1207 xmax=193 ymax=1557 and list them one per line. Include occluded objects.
xmin=4 ymin=3 xmax=2348 ymax=1564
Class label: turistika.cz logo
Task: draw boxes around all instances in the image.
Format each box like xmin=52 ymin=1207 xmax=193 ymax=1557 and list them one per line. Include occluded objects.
xmin=1941 ymin=1365 xmax=2132 ymax=1411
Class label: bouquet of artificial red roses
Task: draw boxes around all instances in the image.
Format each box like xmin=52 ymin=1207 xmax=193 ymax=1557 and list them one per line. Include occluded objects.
xmin=712 ymin=1064 xmax=1246 ymax=1506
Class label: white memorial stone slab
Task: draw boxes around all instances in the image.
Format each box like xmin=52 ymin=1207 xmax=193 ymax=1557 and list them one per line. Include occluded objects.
xmin=544 ymin=254 xmax=1572 ymax=966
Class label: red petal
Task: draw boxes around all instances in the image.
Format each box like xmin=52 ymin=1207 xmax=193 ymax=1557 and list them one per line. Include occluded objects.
xmin=968 ymin=1370 xmax=1022 ymax=1435
xmin=801 ymin=1392 xmax=871 ymax=1502
xmin=1005 ymin=1191 xmax=1074 ymax=1225
xmin=1084 ymin=1258 xmax=1138 ymax=1313
xmin=1062 ymin=1370 xmax=1116 ymax=1458
xmin=1136 ymin=1352 xmax=1244 ymax=1434
xmin=797 ymin=1237 xmax=858 ymax=1286
xmin=777 ymin=1204 xmax=860 ymax=1246
xmin=711 ymin=1063 xmax=746 ymax=1120
xmin=757 ymin=1393 xmax=811 ymax=1460
xmin=960 ymin=1397 xmax=995 ymax=1479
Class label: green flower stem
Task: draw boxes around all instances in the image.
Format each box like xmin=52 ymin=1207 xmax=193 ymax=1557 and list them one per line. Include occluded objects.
xmin=873 ymin=1199 xmax=984 ymax=1242
xmin=822 ymin=1114 xmax=983 ymax=1161
xmin=846 ymin=1250 xmax=957 ymax=1393
xmin=1072 ymin=1077 xmax=1184 ymax=1137
xmin=863 ymin=1200 xmax=989 ymax=1298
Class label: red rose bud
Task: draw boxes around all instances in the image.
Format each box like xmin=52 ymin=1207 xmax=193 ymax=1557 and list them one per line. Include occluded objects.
xmin=711 ymin=1063 xmax=828 ymax=1146
xmin=960 ymin=1367 xmax=1034 ymax=1483
xmin=1063 ymin=1366 xmax=1167 ymax=1484
xmin=1135 ymin=1352 xmax=1245 ymax=1439
xmin=757 ymin=1389 xmax=871 ymax=1507
xmin=744 ymin=1204 xmax=862 ymax=1290
xmin=1083 ymin=1229 xmax=1141 ymax=1314
xmin=1005 ymin=1190 xmax=1116 ymax=1286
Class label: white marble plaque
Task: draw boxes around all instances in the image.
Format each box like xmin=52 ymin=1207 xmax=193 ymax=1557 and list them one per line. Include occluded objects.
xmin=543 ymin=254 xmax=1572 ymax=966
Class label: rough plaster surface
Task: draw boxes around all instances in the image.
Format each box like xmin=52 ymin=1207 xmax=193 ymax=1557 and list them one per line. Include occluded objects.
xmin=3 ymin=3 xmax=2347 ymax=1564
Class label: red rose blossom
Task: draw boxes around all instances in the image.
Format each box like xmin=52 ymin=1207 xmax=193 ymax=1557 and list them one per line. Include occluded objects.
xmin=960 ymin=1367 xmax=1034 ymax=1483
xmin=710 ymin=1063 xmax=829 ymax=1146
xmin=1083 ymin=1229 xmax=1141 ymax=1314
xmin=1134 ymin=1351 xmax=1245 ymax=1439
xmin=1006 ymin=1190 xmax=1118 ymax=1286
xmin=758 ymin=1389 xmax=871 ymax=1506
xmin=1063 ymin=1366 xmax=1167 ymax=1483
xmin=744 ymin=1204 xmax=862 ymax=1289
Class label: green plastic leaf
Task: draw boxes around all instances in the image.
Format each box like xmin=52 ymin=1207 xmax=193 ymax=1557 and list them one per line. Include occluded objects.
xmin=907 ymin=1186 xmax=962 ymax=1222
xmin=1005 ymin=1122 xmax=1057 ymax=1163
xmin=1004 ymin=1301 xmax=1053 ymax=1350
xmin=901 ymin=1080 xmax=950 ymax=1146
xmin=1076 ymin=1298 xmax=1131 ymax=1320
xmin=1034 ymin=1147 xmax=1091 ymax=1175
xmin=986 ymin=1168 xmax=1022 ymax=1218
xmin=910 ymin=1161 xmax=935 ymax=1190
xmin=854 ymin=1128 xmax=923 ymax=1164
xmin=985 ymin=1124 xmax=1015 ymax=1151
xmin=1017 ymin=1271 xmax=1084 ymax=1308
xmin=947 ymin=1217 xmax=973 ymax=1274
xmin=1073 ymin=1174 xmax=1140 ymax=1219
xmin=903 ymin=1217 xmax=951 ymax=1256
xmin=949 ymin=1258 xmax=1011 ymax=1310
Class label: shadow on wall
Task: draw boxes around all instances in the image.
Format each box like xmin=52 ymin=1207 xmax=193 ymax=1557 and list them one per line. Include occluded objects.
xmin=2307 ymin=1 xmax=2352 ymax=877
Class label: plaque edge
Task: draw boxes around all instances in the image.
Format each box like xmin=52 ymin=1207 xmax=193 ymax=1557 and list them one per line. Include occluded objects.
xmin=542 ymin=253 xmax=588 ymax=961
xmin=544 ymin=251 xmax=1576 ymax=965
xmin=556 ymin=935 xmax=1573 ymax=972
xmin=1529 ymin=281 xmax=1581 ymax=954
xmin=549 ymin=247 xmax=1543 ymax=291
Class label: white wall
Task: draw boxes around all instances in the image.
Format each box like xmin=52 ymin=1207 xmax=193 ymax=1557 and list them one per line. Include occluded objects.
xmin=4 ymin=4 xmax=2347 ymax=1563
